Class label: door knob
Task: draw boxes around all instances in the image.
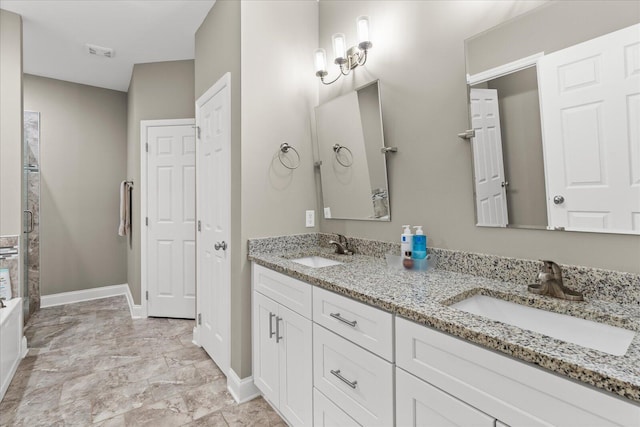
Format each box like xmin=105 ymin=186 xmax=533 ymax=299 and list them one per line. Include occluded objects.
xmin=553 ymin=195 xmax=565 ymax=205
xmin=214 ymin=241 xmax=227 ymax=251
xmin=501 ymin=181 xmax=509 ymax=188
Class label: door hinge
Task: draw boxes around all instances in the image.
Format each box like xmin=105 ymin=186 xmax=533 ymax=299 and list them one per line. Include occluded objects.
xmin=145 ymin=291 xmax=149 ymax=301
xmin=197 ymin=220 xmax=201 ymax=232
xmin=145 ymin=217 xmax=149 ymax=226
xmin=196 ymin=126 xmax=201 ymax=139
xmin=198 ymin=313 xmax=202 ymax=325
xmin=145 ymin=142 xmax=149 ymax=152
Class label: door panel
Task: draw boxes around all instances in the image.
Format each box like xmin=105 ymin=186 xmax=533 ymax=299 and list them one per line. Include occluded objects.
xmin=470 ymin=88 xmax=509 ymax=227
xmin=147 ymin=124 xmax=196 ymax=319
xmin=538 ymin=23 xmax=640 ymax=233
xmin=197 ymin=75 xmax=231 ymax=375
xmin=279 ymin=304 xmax=312 ymax=427
xmin=253 ymin=291 xmax=280 ymax=406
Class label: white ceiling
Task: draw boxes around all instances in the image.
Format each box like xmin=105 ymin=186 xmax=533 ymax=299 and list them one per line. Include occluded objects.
xmin=0 ymin=0 xmax=215 ymax=92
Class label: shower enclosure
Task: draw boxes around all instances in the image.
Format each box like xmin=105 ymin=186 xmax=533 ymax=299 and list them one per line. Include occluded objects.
xmin=23 ymin=111 xmax=41 ymax=319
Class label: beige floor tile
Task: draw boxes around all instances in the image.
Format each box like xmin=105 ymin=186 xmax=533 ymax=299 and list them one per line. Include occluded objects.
xmin=2 ymin=296 xmax=284 ymax=427
xmin=123 ymin=395 xmax=192 ymax=427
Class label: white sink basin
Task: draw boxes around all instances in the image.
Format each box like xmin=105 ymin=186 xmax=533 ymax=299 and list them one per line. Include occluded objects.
xmin=451 ymin=295 xmax=635 ymax=356
xmin=290 ymin=256 xmax=343 ymax=268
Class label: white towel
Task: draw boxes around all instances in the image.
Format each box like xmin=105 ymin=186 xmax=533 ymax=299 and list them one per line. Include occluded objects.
xmin=118 ymin=181 xmax=131 ymax=237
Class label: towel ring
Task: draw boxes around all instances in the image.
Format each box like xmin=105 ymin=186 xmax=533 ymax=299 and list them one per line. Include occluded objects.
xmin=333 ymin=143 xmax=353 ymax=167
xmin=278 ymin=142 xmax=300 ymax=170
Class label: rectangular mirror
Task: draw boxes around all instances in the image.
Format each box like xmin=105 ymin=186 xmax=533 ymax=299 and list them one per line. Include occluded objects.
xmin=315 ymin=80 xmax=391 ymax=221
xmin=465 ymin=1 xmax=640 ymax=235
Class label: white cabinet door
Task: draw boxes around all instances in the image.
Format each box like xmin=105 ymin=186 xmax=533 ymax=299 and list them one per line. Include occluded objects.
xmin=396 ymin=368 xmax=495 ymax=427
xmin=253 ymin=291 xmax=280 ymax=407
xmin=278 ymin=304 xmax=313 ymax=427
xmin=314 ymin=388 xmax=361 ymax=427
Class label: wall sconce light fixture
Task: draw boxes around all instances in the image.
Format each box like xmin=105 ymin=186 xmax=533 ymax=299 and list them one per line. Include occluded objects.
xmin=314 ymin=16 xmax=373 ymax=85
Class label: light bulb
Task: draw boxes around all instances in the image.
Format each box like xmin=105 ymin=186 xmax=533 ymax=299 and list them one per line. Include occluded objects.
xmin=357 ymin=16 xmax=372 ymax=50
xmin=332 ymin=33 xmax=347 ymax=64
xmin=314 ymin=48 xmax=327 ymax=76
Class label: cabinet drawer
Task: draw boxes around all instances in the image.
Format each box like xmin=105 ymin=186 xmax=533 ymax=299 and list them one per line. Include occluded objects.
xmin=313 ymin=286 xmax=393 ymax=361
xmin=396 ymin=317 xmax=640 ymax=427
xmin=397 ymin=368 xmax=495 ymax=427
xmin=252 ymin=263 xmax=311 ymax=318
xmin=313 ymin=324 xmax=394 ymax=427
xmin=314 ymin=388 xmax=361 ymax=427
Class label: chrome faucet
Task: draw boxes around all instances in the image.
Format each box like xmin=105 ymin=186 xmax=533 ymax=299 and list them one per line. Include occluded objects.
xmin=0 ymin=297 xmax=5 ymax=308
xmin=528 ymin=260 xmax=583 ymax=301
xmin=328 ymin=234 xmax=353 ymax=255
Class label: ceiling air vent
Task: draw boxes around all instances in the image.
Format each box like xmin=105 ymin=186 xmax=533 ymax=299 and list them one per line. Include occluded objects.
xmin=85 ymin=43 xmax=114 ymax=58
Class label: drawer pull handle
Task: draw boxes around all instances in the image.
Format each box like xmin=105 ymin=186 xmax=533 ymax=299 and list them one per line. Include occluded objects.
xmin=330 ymin=369 xmax=357 ymax=389
xmin=269 ymin=312 xmax=276 ymax=338
xmin=276 ymin=316 xmax=283 ymax=343
xmin=330 ymin=312 xmax=357 ymax=327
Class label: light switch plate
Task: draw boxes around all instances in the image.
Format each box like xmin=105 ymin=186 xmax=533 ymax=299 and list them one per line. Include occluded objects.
xmin=305 ymin=210 xmax=315 ymax=227
xmin=324 ymin=207 xmax=331 ymax=219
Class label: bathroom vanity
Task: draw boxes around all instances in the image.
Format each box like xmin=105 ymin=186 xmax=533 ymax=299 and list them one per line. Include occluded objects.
xmin=249 ymin=234 xmax=640 ymax=426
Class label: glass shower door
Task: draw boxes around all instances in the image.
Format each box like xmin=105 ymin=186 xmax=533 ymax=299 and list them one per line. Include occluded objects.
xmin=23 ymin=111 xmax=41 ymax=319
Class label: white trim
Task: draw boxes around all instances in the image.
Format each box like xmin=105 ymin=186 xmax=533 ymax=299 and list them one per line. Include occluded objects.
xmin=40 ymin=284 xmax=130 ymax=308
xmin=140 ymin=118 xmax=196 ymax=320
xmin=466 ymin=52 xmax=544 ymax=86
xmin=123 ymin=288 xmax=145 ymax=319
xmin=21 ymin=336 xmax=28 ymax=358
xmin=227 ymin=368 xmax=260 ymax=404
xmin=192 ymin=325 xmax=201 ymax=347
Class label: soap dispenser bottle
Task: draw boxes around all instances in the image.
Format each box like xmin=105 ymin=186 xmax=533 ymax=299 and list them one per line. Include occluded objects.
xmin=401 ymin=225 xmax=413 ymax=256
xmin=412 ymin=226 xmax=427 ymax=260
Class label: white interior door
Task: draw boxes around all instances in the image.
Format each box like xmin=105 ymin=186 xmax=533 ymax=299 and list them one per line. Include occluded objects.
xmin=146 ymin=121 xmax=196 ymax=319
xmin=538 ymin=23 xmax=640 ymax=233
xmin=196 ymin=73 xmax=231 ymax=375
xmin=470 ymin=88 xmax=509 ymax=227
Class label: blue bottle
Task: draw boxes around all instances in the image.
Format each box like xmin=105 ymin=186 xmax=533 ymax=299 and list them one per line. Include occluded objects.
xmin=412 ymin=226 xmax=427 ymax=260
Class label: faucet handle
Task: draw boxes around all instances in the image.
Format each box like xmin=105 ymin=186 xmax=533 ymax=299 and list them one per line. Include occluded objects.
xmin=540 ymin=260 xmax=563 ymax=279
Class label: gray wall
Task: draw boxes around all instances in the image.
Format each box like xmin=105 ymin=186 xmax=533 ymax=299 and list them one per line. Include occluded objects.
xmin=241 ymin=0 xmax=319 ymax=378
xmin=318 ymin=0 xmax=640 ymax=274
xmin=126 ymin=60 xmax=195 ymax=303
xmin=487 ymin=68 xmax=546 ymax=227
xmin=23 ymin=75 xmax=128 ymax=295
xmin=195 ymin=0 xmax=318 ymax=378
xmin=466 ymin=0 xmax=640 ymax=74
xmin=0 ymin=9 xmax=23 ymax=236
xmin=195 ymin=0 xmax=244 ymax=375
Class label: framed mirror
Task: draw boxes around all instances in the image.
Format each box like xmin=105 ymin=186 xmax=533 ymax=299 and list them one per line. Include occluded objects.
xmin=315 ymin=80 xmax=391 ymax=221
xmin=464 ymin=1 xmax=640 ymax=235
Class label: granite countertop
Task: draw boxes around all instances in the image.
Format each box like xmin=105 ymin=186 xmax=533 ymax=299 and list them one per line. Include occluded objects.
xmin=248 ymin=245 xmax=640 ymax=403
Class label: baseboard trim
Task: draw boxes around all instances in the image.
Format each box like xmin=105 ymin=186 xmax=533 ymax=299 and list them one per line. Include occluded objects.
xmin=21 ymin=336 xmax=28 ymax=358
xmin=227 ymin=368 xmax=260 ymax=404
xmin=41 ymin=284 xmax=130 ymax=308
xmin=123 ymin=287 xmax=145 ymax=319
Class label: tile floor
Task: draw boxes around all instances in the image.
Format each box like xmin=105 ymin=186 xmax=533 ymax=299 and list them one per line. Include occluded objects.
xmin=0 ymin=296 xmax=285 ymax=427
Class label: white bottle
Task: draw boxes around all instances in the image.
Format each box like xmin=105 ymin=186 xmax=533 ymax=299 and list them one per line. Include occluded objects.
xmin=401 ymin=225 xmax=413 ymax=256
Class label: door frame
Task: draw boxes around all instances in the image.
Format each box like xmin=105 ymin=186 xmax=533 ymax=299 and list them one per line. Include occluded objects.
xmin=193 ymin=72 xmax=231 ymax=379
xmin=140 ymin=118 xmax=196 ymax=319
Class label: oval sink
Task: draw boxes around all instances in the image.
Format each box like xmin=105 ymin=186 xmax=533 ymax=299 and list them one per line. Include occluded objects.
xmin=291 ymin=256 xmax=343 ymax=268
xmin=451 ymin=295 xmax=635 ymax=356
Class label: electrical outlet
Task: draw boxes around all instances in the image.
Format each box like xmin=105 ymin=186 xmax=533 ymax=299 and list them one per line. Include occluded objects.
xmin=305 ymin=210 xmax=315 ymax=227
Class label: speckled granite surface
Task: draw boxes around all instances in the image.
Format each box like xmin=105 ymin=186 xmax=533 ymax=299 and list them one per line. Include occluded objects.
xmin=248 ymin=233 xmax=640 ymax=403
